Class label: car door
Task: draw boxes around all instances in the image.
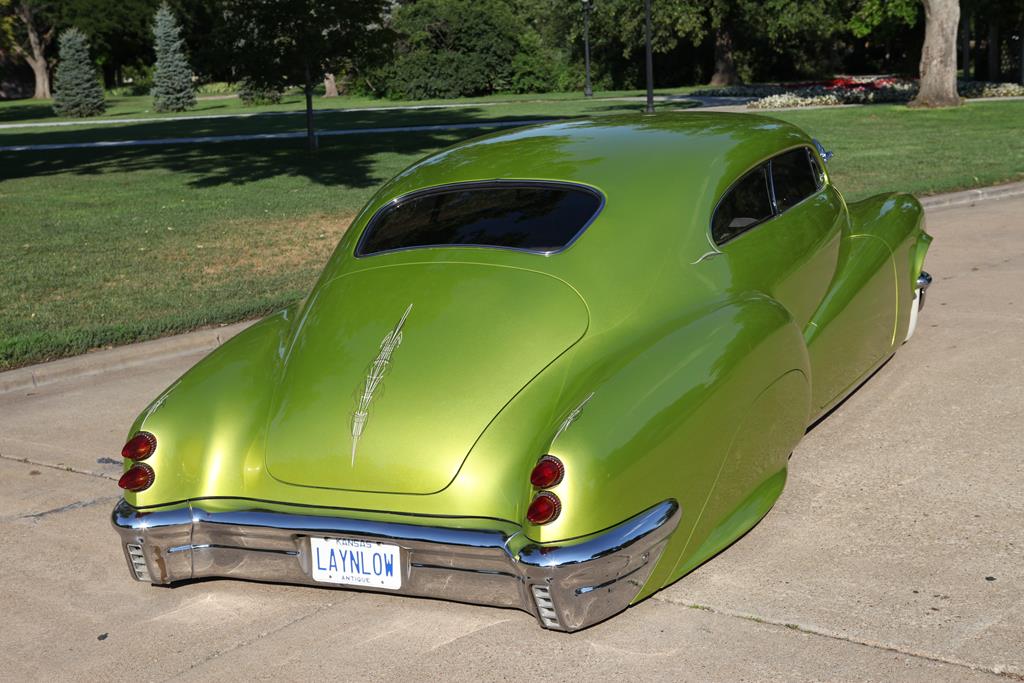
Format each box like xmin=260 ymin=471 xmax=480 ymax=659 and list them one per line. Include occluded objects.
xmin=715 ymin=147 xmax=843 ymax=331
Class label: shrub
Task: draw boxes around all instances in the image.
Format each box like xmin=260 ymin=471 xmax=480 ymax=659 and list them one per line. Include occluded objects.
xmin=52 ymin=28 xmax=106 ymax=118
xmin=959 ymin=81 xmax=1024 ymax=98
xmin=195 ymin=82 xmax=237 ymax=95
xmin=151 ymin=3 xmax=196 ymax=112
xmin=691 ymin=85 xmax=787 ymax=98
xmin=382 ymin=0 xmax=522 ymax=99
xmin=509 ymin=30 xmax=567 ymax=94
xmin=238 ymin=79 xmax=283 ymax=106
xmin=743 ymin=79 xmax=1024 ymax=109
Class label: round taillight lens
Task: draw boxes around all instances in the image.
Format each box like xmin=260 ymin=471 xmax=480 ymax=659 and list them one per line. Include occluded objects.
xmin=118 ymin=464 xmax=155 ymax=492
xmin=527 ymin=492 xmax=561 ymax=525
xmin=121 ymin=432 xmax=156 ymax=461
xmin=530 ymin=455 xmax=564 ymax=488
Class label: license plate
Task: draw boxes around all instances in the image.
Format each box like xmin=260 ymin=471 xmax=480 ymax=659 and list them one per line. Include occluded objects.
xmin=309 ymin=537 xmax=402 ymax=590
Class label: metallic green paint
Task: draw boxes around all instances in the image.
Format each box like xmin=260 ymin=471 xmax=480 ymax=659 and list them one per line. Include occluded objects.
xmin=119 ymin=112 xmax=931 ymax=609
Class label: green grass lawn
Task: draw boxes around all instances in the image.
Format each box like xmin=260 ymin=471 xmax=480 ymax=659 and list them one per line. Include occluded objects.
xmin=1 ymin=99 xmax=1021 ymax=370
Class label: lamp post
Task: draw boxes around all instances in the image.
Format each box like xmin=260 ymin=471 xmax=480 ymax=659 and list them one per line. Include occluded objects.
xmin=582 ymin=0 xmax=593 ymax=97
xmin=644 ymin=0 xmax=654 ymax=113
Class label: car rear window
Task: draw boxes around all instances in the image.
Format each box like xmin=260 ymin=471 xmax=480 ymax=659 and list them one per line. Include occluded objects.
xmin=771 ymin=148 xmax=820 ymax=211
xmin=712 ymin=166 xmax=773 ymax=244
xmin=356 ymin=182 xmax=603 ymax=256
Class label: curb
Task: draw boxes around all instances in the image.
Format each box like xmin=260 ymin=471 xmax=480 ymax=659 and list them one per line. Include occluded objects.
xmin=2 ymin=180 xmax=1023 ymax=397
xmin=0 ymin=320 xmax=254 ymax=396
xmin=917 ymin=180 xmax=1024 ymax=210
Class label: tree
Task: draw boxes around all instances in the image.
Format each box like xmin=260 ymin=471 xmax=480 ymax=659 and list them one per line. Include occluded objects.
xmin=3 ymin=1 xmax=57 ymax=98
xmin=58 ymin=0 xmax=156 ymax=87
xmin=911 ymin=0 xmax=961 ymax=106
xmin=151 ymin=2 xmax=195 ymax=112
xmin=382 ymin=0 xmax=526 ymax=99
xmin=224 ymin=0 xmax=390 ymax=151
xmin=701 ymin=0 xmax=850 ymax=86
xmin=52 ymin=27 xmax=105 ymax=116
xmin=535 ymin=0 xmax=703 ymax=89
xmin=851 ymin=0 xmax=960 ymax=106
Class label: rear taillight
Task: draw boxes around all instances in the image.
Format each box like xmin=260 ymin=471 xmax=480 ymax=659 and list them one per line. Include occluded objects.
xmin=121 ymin=432 xmax=156 ymax=461
xmin=527 ymin=492 xmax=561 ymax=525
xmin=530 ymin=455 xmax=564 ymax=488
xmin=118 ymin=464 xmax=155 ymax=492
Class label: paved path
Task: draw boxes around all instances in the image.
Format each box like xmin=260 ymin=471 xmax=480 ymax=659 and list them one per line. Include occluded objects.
xmin=0 ymin=119 xmax=551 ymax=152
xmin=0 ymin=100 xmax=510 ymax=130
xmin=0 ymin=94 xmax=712 ymax=132
xmin=3 ymin=94 xmax=1018 ymax=153
xmin=0 ymin=197 xmax=1022 ymax=680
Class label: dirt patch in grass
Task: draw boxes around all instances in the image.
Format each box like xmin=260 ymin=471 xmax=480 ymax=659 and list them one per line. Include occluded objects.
xmin=196 ymin=212 xmax=353 ymax=281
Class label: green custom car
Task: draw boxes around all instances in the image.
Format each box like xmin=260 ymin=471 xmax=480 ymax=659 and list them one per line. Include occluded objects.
xmin=112 ymin=113 xmax=933 ymax=632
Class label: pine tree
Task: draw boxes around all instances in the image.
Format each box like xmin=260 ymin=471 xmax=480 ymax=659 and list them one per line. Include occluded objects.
xmin=151 ymin=3 xmax=196 ymax=113
xmin=51 ymin=28 xmax=106 ymax=118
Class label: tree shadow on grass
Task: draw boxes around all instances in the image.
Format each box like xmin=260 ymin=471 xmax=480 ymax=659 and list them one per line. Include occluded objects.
xmin=0 ymin=102 xmax=57 ymax=123
xmin=0 ymin=100 xmax=655 ymax=147
xmin=0 ymin=132 xmax=462 ymax=190
xmin=0 ymin=101 xmax=667 ymax=189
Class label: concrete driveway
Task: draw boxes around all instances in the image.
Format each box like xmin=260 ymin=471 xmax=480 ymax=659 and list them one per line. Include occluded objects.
xmin=1 ymin=196 xmax=1021 ymax=681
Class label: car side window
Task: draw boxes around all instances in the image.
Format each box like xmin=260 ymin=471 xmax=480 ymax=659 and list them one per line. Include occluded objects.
xmin=771 ymin=148 xmax=820 ymax=212
xmin=712 ymin=165 xmax=773 ymax=244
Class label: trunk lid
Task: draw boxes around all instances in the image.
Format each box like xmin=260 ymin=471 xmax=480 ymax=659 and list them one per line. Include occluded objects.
xmin=265 ymin=262 xmax=588 ymax=494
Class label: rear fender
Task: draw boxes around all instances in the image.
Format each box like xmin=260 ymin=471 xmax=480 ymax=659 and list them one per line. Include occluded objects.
xmin=121 ymin=308 xmax=294 ymax=508
xmin=504 ymin=294 xmax=810 ymax=593
xmin=845 ymin=192 xmax=930 ymax=353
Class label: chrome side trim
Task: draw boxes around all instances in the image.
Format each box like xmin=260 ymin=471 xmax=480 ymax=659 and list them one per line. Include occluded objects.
xmin=112 ymin=499 xmax=680 ymax=632
xmin=812 ymin=138 xmax=834 ymax=163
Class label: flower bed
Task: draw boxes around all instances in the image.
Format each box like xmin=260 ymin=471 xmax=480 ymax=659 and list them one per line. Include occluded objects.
xmin=691 ymin=77 xmax=1024 ymax=109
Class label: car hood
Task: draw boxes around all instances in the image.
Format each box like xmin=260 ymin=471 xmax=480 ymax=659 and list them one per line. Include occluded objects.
xmin=265 ymin=262 xmax=589 ymax=494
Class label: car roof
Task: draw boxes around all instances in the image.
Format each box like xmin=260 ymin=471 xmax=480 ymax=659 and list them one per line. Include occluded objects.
xmin=326 ymin=112 xmax=820 ymax=311
xmin=378 ymin=112 xmax=814 ymax=207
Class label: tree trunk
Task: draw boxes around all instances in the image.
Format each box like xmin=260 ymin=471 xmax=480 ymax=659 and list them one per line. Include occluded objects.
xmin=709 ymin=27 xmax=741 ymax=86
xmin=1020 ymin=23 xmax=1024 ymax=85
xmin=911 ymin=0 xmax=961 ymax=108
xmin=959 ymin=9 xmax=970 ymax=80
xmin=987 ymin=22 xmax=999 ymax=81
xmin=304 ymin=59 xmax=318 ymax=151
xmin=28 ymin=58 xmax=51 ymax=98
xmin=14 ymin=2 xmax=53 ymax=99
xmin=323 ymin=73 xmax=338 ymax=98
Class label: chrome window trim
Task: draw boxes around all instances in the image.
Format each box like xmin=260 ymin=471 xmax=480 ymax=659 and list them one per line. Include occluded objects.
xmin=709 ymin=144 xmax=830 ymax=248
xmin=353 ymin=179 xmax=607 ymax=259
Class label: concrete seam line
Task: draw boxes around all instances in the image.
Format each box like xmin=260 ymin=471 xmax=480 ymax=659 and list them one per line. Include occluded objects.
xmin=162 ymin=602 xmax=337 ymax=680
xmin=1 ymin=180 xmax=1021 ymax=396
xmin=19 ymin=496 xmax=121 ymax=520
xmin=652 ymin=597 xmax=1022 ymax=680
xmin=0 ymin=453 xmax=120 ymax=481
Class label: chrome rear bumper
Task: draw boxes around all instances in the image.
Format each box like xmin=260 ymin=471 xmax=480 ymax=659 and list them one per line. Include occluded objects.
xmin=917 ymin=270 xmax=932 ymax=309
xmin=111 ymin=498 xmax=680 ymax=632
